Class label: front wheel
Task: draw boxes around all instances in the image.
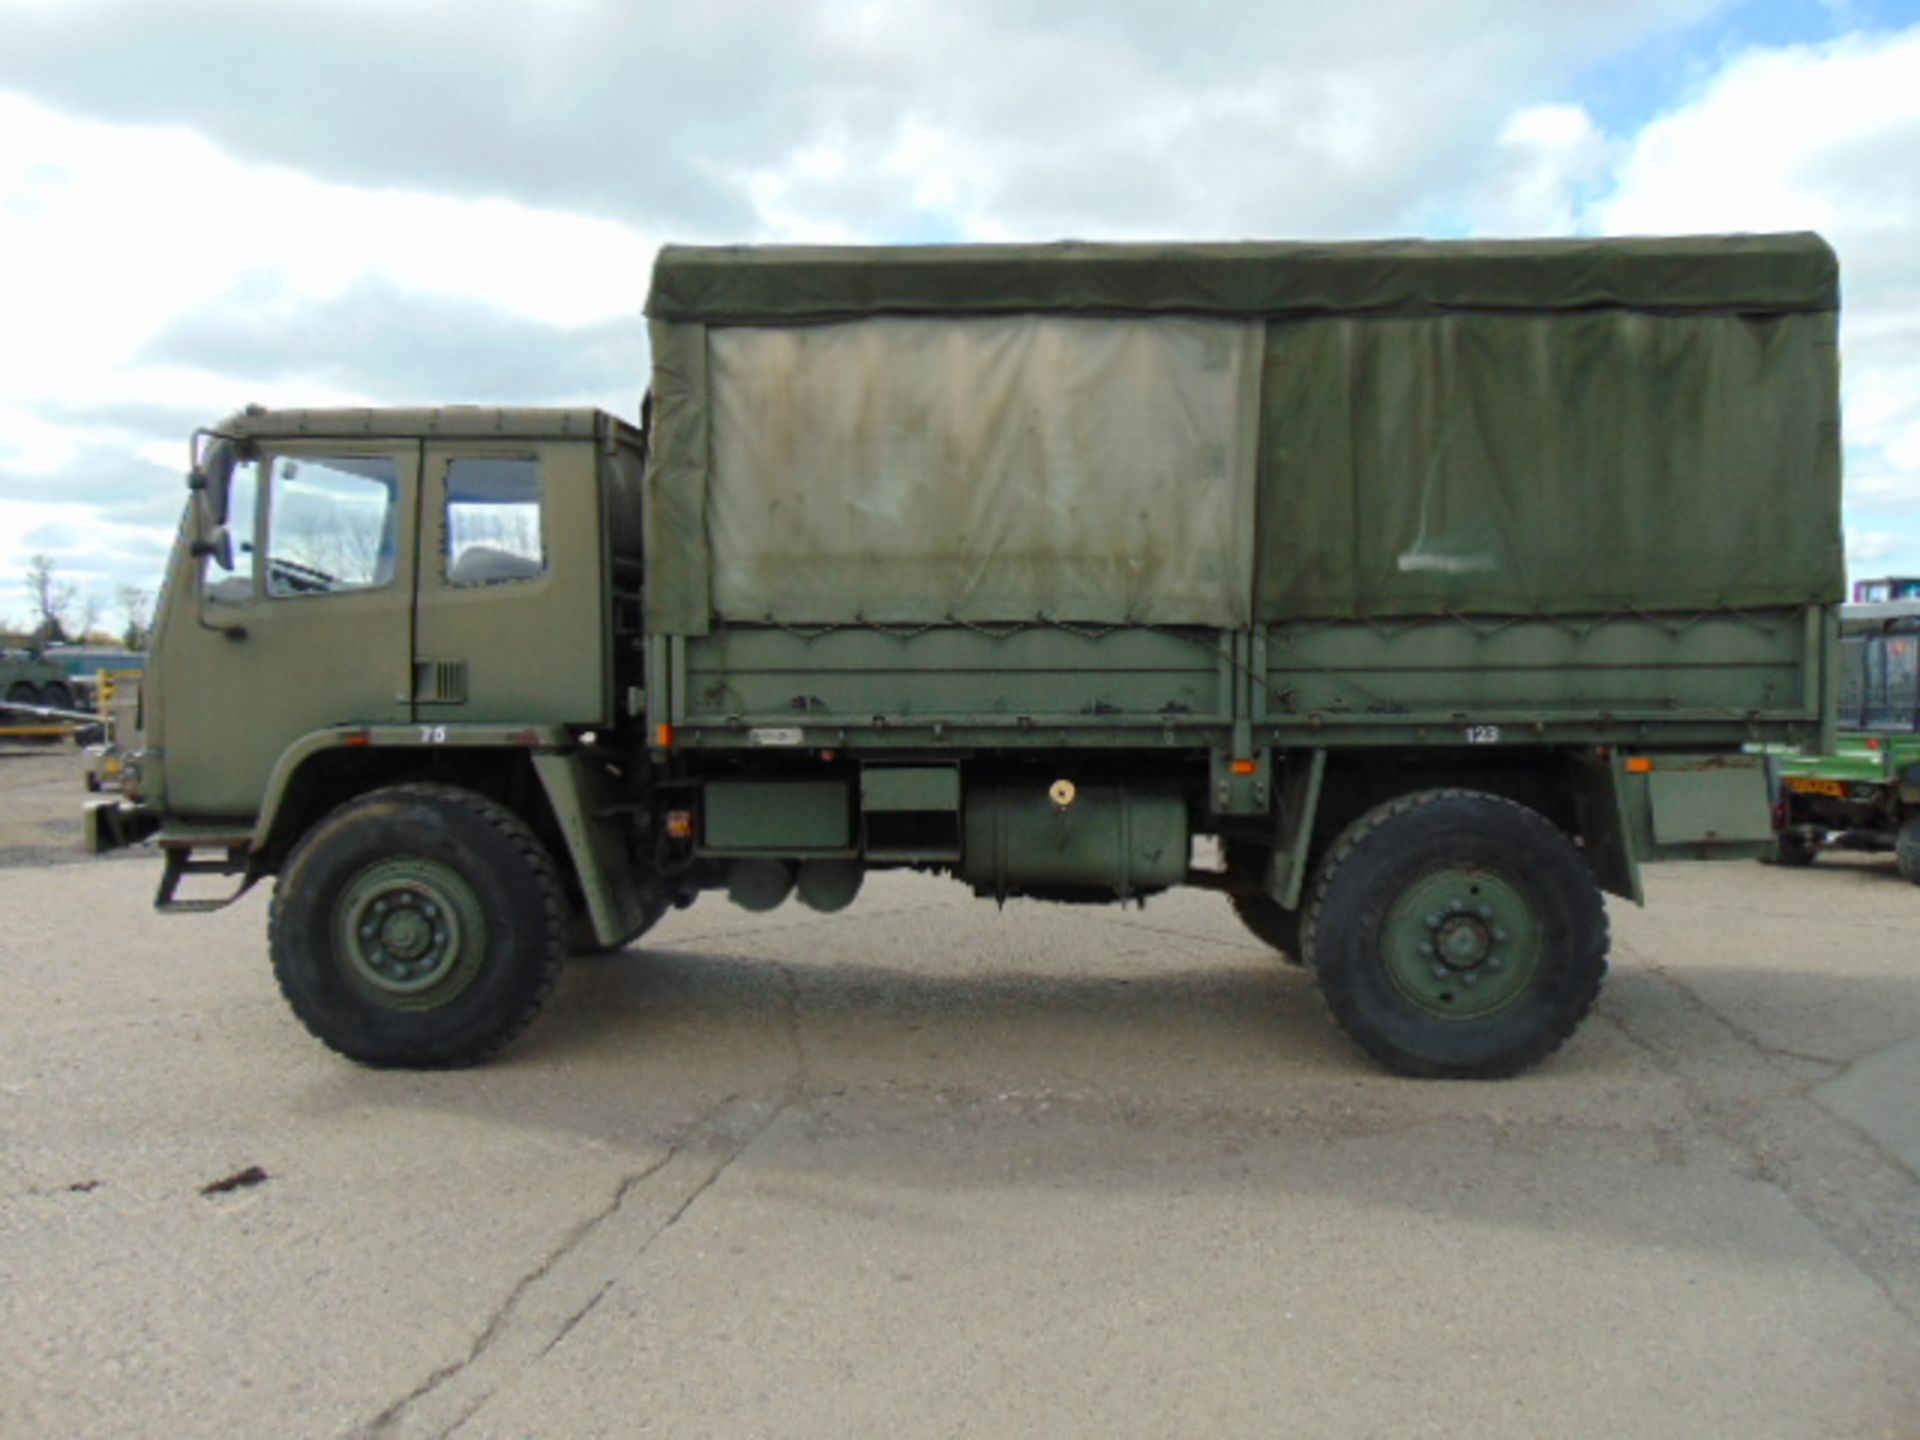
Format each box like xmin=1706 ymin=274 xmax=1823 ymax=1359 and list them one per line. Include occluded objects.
xmin=270 ymin=784 xmax=566 ymax=1067
xmin=1304 ymin=789 xmax=1608 ymax=1079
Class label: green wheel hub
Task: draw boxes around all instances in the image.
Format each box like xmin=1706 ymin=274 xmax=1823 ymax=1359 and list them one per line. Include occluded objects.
xmin=1380 ymin=867 xmax=1541 ymax=1018
xmin=335 ymin=858 xmax=488 ymax=1010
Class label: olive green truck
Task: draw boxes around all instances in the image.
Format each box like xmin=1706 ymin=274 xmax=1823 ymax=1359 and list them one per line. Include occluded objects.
xmin=87 ymin=234 xmax=1845 ymax=1078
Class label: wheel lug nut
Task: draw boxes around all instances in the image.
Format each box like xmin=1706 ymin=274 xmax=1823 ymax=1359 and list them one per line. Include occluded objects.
xmin=1477 ymin=904 xmax=1493 ymax=919
xmin=1424 ymin=913 xmax=1441 ymax=929
xmin=1493 ymin=927 xmax=1508 ymax=942
xmin=1487 ymin=955 xmax=1503 ymax=970
xmin=1463 ymin=972 xmax=1479 ymax=986
xmin=1432 ymin=965 xmax=1449 ymax=980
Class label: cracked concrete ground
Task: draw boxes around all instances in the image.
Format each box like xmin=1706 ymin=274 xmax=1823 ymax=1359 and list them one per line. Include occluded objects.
xmin=3 ymin=836 xmax=1919 ymax=1438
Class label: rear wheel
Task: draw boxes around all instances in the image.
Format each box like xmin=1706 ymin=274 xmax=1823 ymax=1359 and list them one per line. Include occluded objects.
xmin=1223 ymin=841 xmax=1306 ymax=965
xmin=3 ymin=682 xmax=35 ymax=721
xmin=1896 ymin=816 xmax=1920 ymax=885
xmin=1228 ymin=893 xmax=1306 ymax=965
xmin=270 ymin=784 xmax=565 ymax=1067
xmin=1304 ymin=789 xmax=1608 ymax=1079
xmin=39 ymin=681 xmax=75 ymax=713
xmin=1774 ymin=830 xmax=1819 ymax=867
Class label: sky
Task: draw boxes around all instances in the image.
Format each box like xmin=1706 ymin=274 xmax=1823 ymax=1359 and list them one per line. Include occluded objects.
xmin=2 ymin=0 xmax=1919 ymax=633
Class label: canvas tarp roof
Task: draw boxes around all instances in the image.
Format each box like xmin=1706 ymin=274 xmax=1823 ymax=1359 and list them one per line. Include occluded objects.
xmin=646 ymin=234 xmax=1837 ymax=323
xmin=641 ymin=235 xmax=1843 ymax=634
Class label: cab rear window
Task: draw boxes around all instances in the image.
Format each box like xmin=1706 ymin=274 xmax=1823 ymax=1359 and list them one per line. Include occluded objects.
xmin=444 ymin=457 xmax=545 ymax=587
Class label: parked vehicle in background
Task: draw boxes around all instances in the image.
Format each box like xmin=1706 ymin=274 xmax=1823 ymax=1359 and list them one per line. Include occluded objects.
xmin=86 ymin=233 xmax=1845 ymax=1078
xmin=41 ymin=645 xmax=147 ymax=712
xmin=1776 ymin=599 xmax=1920 ymax=878
xmin=1 ymin=650 xmax=79 ymax=719
xmin=1851 ymin=577 xmax=1920 ymax=603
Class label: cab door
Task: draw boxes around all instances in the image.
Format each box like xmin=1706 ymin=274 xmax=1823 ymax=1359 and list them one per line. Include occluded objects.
xmin=162 ymin=441 xmax=419 ymax=817
xmin=412 ymin=439 xmax=606 ymax=725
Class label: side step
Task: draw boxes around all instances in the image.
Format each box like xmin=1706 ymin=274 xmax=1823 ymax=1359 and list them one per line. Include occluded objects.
xmin=156 ymin=842 xmax=261 ymax=914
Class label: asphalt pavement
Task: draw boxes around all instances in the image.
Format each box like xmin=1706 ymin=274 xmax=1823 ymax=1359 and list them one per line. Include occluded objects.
xmin=3 ymin=850 xmax=1918 ymax=1439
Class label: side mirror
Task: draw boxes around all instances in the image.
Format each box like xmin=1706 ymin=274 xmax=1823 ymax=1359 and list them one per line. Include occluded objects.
xmin=190 ymin=526 xmax=235 ymax=574
xmin=190 ymin=432 xmax=236 ymax=529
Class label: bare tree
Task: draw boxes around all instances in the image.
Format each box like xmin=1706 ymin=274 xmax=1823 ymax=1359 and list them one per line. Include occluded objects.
xmin=117 ymin=585 xmax=153 ymax=651
xmin=24 ymin=553 xmax=76 ymax=644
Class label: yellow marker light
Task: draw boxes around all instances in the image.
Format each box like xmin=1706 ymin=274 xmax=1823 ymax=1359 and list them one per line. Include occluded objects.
xmin=1625 ymin=756 xmax=1654 ymax=774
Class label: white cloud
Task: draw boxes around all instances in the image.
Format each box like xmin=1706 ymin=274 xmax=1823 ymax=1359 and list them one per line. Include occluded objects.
xmin=1583 ymin=26 xmax=1920 ymax=570
xmin=1470 ymin=104 xmax=1619 ymax=236
xmin=0 ymin=91 xmax=663 ymax=612
xmin=0 ymin=92 xmax=657 ymax=409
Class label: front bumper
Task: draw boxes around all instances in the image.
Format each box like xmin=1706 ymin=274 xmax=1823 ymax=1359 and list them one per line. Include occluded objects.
xmin=85 ymin=799 xmax=160 ymax=854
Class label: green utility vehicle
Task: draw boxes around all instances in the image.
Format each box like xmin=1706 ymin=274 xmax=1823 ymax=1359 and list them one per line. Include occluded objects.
xmin=1775 ymin=601 xmax=1920 ymax=875
xmin=88 ymin=234 xmax=1845 ymax=1078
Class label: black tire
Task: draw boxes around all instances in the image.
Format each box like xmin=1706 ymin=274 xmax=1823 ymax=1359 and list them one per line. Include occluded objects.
xmin=39 ymin=681 xmax=75 ymax=713
xmin=4 ymin=681 xmax=36 ymax=719
xmin=1229 ymin=892 xmax=1306 ymax=966
xmin=270 ymin=784 xmax=565 ymax=1067
xmin=1774 ymin=830 xmax=1819 ymax=867
xmin=1896 ymin=816 xmax=1920 ymax=886
xmin=1303 ymin=789 xmax=1608 ymax=1080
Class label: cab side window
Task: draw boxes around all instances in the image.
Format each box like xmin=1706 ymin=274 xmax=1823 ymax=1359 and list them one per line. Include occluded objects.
xmin=445 ymin=456 xmax=545 ymax=587
xmin=264 ymin=455 xmax=399 ymax=597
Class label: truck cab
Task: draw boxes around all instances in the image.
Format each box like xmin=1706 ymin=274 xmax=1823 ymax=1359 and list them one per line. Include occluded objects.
xmin=91 ymin=407 xmax=652 ymax=925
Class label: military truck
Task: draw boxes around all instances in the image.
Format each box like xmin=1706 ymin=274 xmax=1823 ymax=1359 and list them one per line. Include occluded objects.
xmin=1775 ymin=600 xmax=1920 ymax=875
xmin=87 ymin=233 xmax=1844 ymax=1078
xmin=2 ymin=650 xmax=79 ymax=719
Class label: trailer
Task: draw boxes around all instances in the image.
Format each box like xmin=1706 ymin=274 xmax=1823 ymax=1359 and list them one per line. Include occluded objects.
xmin=88 ymin=232 xmax=1844 ymax=1077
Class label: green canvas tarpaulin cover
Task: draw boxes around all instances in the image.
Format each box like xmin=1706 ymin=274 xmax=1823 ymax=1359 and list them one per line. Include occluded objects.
xmin=641 ymin=234 xmax=1843 ymax=634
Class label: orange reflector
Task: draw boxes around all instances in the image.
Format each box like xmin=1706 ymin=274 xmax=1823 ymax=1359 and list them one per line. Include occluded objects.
xmin=1625 ymin=756 xmax=1654 ymax=774
xmin=654 ymin=722 xmax=674 ymax=749
xmin=666 ymin=810 xmax=694 ymax=839
xmin=1230 ymin=758 xmax=1258 ymax=775
xmin=1866 ymin=737 xmax=1881 ymax=750
xmin=343 ymin=730 xmax=372 ymax=748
